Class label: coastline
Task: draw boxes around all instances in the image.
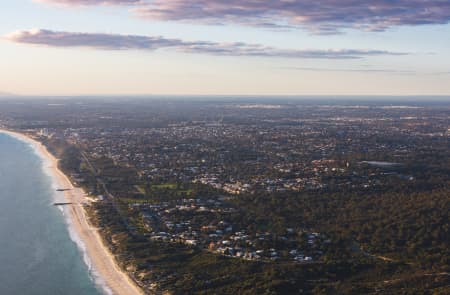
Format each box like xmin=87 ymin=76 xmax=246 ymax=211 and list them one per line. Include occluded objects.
xmin=0 ymin=129 xmax=144 ymax=295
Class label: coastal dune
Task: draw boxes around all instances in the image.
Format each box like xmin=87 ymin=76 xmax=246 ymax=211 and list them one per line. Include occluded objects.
xmin=1 ymin=130 xmax=143 ymax=295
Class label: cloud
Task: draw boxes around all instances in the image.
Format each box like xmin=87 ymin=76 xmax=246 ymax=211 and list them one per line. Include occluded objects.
xmin=5 ymin=29 xmax=186 ymax=50
xmin=35 ymin=1 xmax=450 ymax=33
xmin=428 ymin=71 xmax=450 ymax=75
xmin=136 ymin=0 xmax=450 ymax=33
xmin=4 ymin=29 xmax=407 ymax=59
xmin=282 ymin=66 xmax=415 ymax=74
xmin=34 ymin=0 xmax=141 ymax=6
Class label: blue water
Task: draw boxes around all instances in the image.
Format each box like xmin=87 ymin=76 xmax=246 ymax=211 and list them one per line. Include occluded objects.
xmin=0 ymin=133 xmax=102 ymax=295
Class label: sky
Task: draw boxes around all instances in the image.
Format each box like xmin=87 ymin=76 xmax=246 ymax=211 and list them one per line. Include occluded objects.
xmin=1 ymin=0 xmax=450 ymax=96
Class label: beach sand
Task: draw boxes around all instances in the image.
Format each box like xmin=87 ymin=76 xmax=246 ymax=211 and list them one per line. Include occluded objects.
xmin=1 ymin=130 xmax=144 ymax=295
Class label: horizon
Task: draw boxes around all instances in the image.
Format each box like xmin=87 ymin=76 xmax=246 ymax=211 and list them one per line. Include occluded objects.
xmin=2 ymin=94 xmax=450 ymax=102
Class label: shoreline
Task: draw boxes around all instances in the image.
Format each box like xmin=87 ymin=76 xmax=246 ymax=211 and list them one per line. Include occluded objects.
xmin=0 ymin=129 xmax=144 ymax=295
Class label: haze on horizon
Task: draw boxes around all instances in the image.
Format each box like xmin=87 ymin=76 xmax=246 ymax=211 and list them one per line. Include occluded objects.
xmin=1 ymin=0 xmax=450 ymax=96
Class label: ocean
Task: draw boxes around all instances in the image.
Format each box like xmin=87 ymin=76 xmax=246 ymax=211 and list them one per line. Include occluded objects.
xmin=0 ymin=133 xmax=102 ymax=295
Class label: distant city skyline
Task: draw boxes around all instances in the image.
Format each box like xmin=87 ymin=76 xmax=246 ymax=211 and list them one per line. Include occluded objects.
xmin=1 ymin=0 xmax=450 ymax=96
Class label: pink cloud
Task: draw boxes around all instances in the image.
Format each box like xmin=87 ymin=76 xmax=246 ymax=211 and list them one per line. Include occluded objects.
xmin=34 ymin=0 xmax=450 ymax=33
xmin=5 ymin=29 xmax=407 ymax=59
xmin=135 ymin=0 xmax=450 ymax=33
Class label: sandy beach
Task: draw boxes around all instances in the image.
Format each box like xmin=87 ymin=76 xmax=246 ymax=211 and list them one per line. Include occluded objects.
xmin=0 ymin=129 xmax=144 ymax=295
